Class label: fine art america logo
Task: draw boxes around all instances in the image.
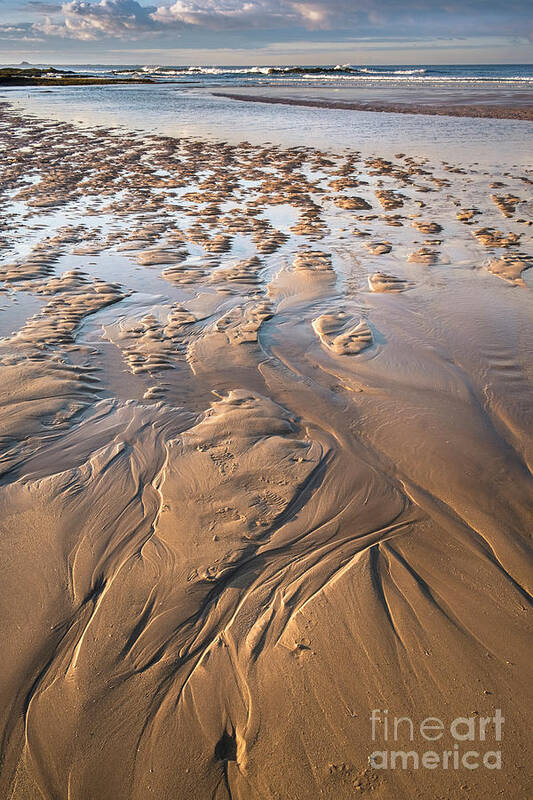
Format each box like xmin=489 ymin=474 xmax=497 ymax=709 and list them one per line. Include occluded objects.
xmin=369 ymin=709 xmax=504 ymax=771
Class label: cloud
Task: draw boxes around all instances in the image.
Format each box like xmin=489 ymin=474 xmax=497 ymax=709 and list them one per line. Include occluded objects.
xmin=24 ymin=1 xmax=63 ymax=12
xmin=35 ymin=0 xmax=158 ymax=40
xmin=32 ymin=0 xmax=331 ymax=38
xmin=290 ymin=3 xmax=333 ymax=29
xmin=15 ymin=0 xmax=533 ymax=44
xmin=151 ymin=0 xmax=297 ymax=30
xmin=0 ymin=21 xmax=45 ymax=41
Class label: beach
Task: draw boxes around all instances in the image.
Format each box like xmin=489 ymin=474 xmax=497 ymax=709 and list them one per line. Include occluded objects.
xmin=0 ymin=73 xmax=532 ymax=799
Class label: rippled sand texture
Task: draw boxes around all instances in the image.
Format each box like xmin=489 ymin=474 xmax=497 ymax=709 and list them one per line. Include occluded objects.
xmin=0 ymin=102 xmax=532 ymax=800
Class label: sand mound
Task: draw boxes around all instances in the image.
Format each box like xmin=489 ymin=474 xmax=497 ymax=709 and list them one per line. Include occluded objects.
xmin=293 ymin=250 xmax=333 ymax=272
xmin=368 ymin=272 xmax=412 ymax=292
xmin=407 ymin=246 xmax=439 ymax=264
xmin=312 ymin=311 xmax=373 ymax=355
xmin=365 ymin=241 xmax=392 ymax=255
xmin=488 ymin=254 xmax=533 ymax=286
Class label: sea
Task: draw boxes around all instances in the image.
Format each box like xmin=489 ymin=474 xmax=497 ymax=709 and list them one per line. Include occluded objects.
xmin=3 ymin=63 xmax=533 ymax=164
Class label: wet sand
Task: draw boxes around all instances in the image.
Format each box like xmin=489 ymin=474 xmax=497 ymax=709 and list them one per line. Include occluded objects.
xmin=214 ymin=85 xmax=533 ymax=120
xmin=0 ymin=100 xmax=532 ymax=799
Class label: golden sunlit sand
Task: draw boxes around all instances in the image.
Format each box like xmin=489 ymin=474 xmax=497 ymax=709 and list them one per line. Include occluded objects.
xmin=0 ymin=100 xmax=531 ymax=799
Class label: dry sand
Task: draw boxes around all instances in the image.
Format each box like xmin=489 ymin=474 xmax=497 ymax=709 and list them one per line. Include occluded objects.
xmin=0 ymin=101 xmax=532 ymax=799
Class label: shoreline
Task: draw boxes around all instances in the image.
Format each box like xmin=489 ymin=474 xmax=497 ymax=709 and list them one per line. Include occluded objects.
xmin=213 ymin=90 xmax=533 ymax=121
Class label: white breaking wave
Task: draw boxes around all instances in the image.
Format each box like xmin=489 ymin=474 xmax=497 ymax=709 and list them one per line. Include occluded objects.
xmin=109 ymin=64 xmax=533 ymax=86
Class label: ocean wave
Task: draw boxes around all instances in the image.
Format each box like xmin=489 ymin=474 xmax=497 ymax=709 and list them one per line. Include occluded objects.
xmin=110 ymin=64 xmax=533 ymax=85
xmin=358 ymin=67 xmax=427 ymax=75
xmin=264 ymin=65 xmax=429 ymax=76
xmin=114 ymin=66 xmax=274 ymax=77
xmin=113 ymin=65 xmax=431 ymax=78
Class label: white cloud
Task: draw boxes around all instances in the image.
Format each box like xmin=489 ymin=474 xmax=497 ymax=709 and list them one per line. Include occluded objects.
xmin=152 ymin=0 xmax=295 ymax=30
xmin=291 ymin=2 xmax=333 ymax=30
xmin=35 ymin=0 xmax=158 ymax=40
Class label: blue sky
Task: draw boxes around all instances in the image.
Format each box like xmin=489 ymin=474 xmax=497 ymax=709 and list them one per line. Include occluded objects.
xmin=0 ymin=0 xmax=532 ymax=65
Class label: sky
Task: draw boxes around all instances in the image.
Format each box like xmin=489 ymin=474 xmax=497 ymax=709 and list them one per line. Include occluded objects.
xmin=0 ymin=0 xmax=532 ymax=65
